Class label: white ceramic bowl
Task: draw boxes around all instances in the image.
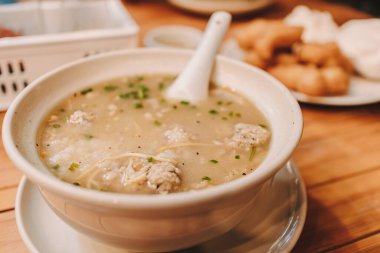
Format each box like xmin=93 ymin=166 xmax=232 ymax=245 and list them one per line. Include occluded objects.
xmin=2 ymin=48 xmax=302 ymax=252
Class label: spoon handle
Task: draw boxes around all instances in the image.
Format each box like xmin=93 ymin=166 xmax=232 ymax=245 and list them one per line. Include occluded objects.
xmin=167 ymin=12 xmax=232 ymax=103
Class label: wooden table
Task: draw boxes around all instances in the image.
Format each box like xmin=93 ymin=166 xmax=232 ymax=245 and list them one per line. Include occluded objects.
xmin=1 ymin=1 xmax=379 ymax=252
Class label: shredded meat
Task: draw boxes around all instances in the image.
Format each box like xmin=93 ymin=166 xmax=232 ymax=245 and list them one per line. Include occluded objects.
xmin=229 ymin=123 xmax=270 ymax=150
xmin=146 ymin=162 xmax=182 ymax=194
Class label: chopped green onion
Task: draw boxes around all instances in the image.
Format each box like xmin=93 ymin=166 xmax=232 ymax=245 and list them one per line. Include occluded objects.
xmin=172 ymin=105 xmax=178 ymax=109
xmin=134 ymin=102 xmax=143 ymax=109
xmin=80 ymin=88 xmax=93 ymax=95
xmin=129 ymin=91 xmax=139 ymax=99
xmin=68 ymin=163 xmax=79 ymax=171
xmin=153 ymin=120 xmax=161 ymax=126
xmin=235 ymin=155 xmax=240 ymax=160
xmin=217 ymin=100 xmax=223 ymax=105
xmin=84 ymin=134 xmax=94 ymax=140
xmin=228 ymin=111 xmax=234 ymax=117
xmin=137 ymin=85 xmax=149 ymax=99
xmin=159 ymin=82 xmax=166 ymax=90
xmin=52 ymin=164 xmax=60 ymax=170
xmin=249 ymin=146 xmax=256 ymax=161
xmin=209 ymin=159 xmax=218 ymax=164
xmin=202 ymin=176 xmax=211 ymax=181
xmin=259 ymin=124 xmax=268 ymax=129
xmin=209 ymin=109 xmax=218 ymax=115
xmin=147 ymin=157 xmax=154 ymax=163
xmin=73 ymin=182 xmax=80 ymax=186
xmin=180 ymin=100 xmax=190 ymax=105
xmin=119 ymin=93 xmax=130 ymax=99
xmin=104 ymin=85 xmax=118 ymax=92
xmin=52 ymin=123 xmax=61 ymax=128
xmin=128 ymin=83 xmax=135 ymax=88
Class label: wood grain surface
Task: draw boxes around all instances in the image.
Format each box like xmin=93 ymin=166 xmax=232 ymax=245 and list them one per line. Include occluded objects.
xmin=1 ymin=0 xmax=379 ymax=252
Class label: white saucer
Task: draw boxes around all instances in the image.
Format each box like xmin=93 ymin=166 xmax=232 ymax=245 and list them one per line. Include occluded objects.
xmin=16 ymin=161 xmax=306 ymax=253
xmin=222 ymin=39 xmax=380 ymax=106
xmin=167 ymin=0 xmax=274 ymax=16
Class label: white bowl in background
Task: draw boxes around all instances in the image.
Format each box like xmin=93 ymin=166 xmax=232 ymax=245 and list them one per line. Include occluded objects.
xmin=168 ymin=0 xmax=275 ymax=16
xmin=144 ymin=25 xmax=202 ymax=49
xmin=2 ymin=48 xmax=302 ymax=252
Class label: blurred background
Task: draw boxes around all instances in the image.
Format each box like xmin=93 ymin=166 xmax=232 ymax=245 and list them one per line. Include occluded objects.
xmin=1 ymin=0 xmax=379 ymax=16
xmin=333 ymin=0 xmax=380 ymax=16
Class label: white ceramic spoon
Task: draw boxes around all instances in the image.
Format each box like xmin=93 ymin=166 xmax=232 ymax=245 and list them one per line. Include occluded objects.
xmin=166 ymin=11 xmax=232 ymax=103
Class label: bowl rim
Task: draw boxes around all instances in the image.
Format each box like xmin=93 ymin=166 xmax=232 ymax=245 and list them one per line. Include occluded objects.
xmin=2 ymin=48 xmax=303 ymax=209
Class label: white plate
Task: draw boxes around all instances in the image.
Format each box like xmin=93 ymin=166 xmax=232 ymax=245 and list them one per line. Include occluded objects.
xmin=222 ymin=39 xmax=380 ymax=106
xmin=167 ymin=0 xmax=274 ymax=16
xmin=16 ymin=161 xmax=306 ymax=253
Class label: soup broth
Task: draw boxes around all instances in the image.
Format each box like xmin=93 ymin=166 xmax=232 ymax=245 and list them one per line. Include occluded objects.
xmin=38 ymin=75 xmax=271 ymax=194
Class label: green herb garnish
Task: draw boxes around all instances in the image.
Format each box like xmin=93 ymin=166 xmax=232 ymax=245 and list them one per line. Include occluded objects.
xmin=134 ymin=102 xmax=143 ymax=109
xmin=172 ymin=105 xmax=178 ymax=109
xmin=73 ymin=182 xmax=80 ymax=186
xmin=209 ymin=109 xmax=218 ymax=115
xmin=80 ymin=88 xmax=93 ymax=95
xmin=147 ymin=157 xmax=154 ymax=163
xmin=217 ymin=100 xmax=223 ymax=105
xmin=104 ymin=84 xmax=118 ymax=92
xmin=202 ymin=176 xmax=211 ymax=181
xmin=52 ymin=164 xmax=60 ymax=170
xmin=119 ymin=85 xmax=149 ymax=100
xmin=52 ymin=123 xmax=61 ymax=128
xmin=209 ymin=159 xmax=218 ymax=164
xmin=180 ymin=100 xmax=190 ymax=105
xmin=137 ymin=85 xmax=149 ymax=99
xmin=84 ymin=134 xmax=94 ymax=140
xmin=235 ymin=155 xmax=240 ymax=160
xmin=159 ymin=98 xmax=166 ymax=104
xmin=159 ymin=82 xmax=166 ymax=90
xmin=228 ymin=111 xmax=234 ymax=117
xmin=68 ymin=163 xmax=79 ymax=171
xmin=259 ymin=124 xmax=268 ymax=129
xmin=128 ymin=83 xmax=135 ymax=88
xmin=119 ymin=93 xmax=130 ymax=99
xmin=249 ymin=146 xmax=256 ymax=161
xmin=154 ymin=120 xmax=161 ymax=126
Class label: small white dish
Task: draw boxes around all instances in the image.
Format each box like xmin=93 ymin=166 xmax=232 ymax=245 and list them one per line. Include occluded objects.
xmin=144 ymin=25 xmax=202 ymax=49
xmin=222 ymin=39 xmax=380 ymax=106
xmin=168 ymin=0 xmax=274 ymax=16
xmin=16 ymin=161 xmax=307 ymax=253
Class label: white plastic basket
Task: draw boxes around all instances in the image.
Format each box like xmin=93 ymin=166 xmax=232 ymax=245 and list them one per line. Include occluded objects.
xmin=0 ymin=0 xmax=139 ymax=110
